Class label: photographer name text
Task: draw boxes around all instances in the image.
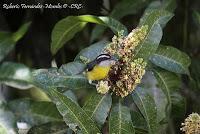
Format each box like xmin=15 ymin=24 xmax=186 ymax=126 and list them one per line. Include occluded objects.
xmin=3 ymin=3 xmax=83 ymax=9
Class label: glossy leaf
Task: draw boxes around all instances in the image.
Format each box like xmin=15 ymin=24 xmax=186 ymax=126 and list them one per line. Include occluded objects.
xmin=0 ymin=22 xmax=30 ymax=61
xmin=162 ymin=0 xmax=176 ymax=12
xmin=51 ymin=15 xmax=127 ymax=54
xmin=0 ymin=125 xmax=7 ymax=134
xmin=51 ymin=16 xmax=87 ymax=55
xmin=142 ymin=71 xmax=168 ymax=122
xmin=0 ymin=102 xmax=16 ymax=134
xmin=83 ymin=93 xmax=112 ymax=126
xmin=145 ymin=0 xmax=176 ymax=13
xmin=110 ymin=0 xmax=151 ymax=19
xmin=32 ymin=60 xmax=94 ymax=92
xmin=63 ymin=90 xmax=78 ymax=104
xmin=32 ymin=68 xmax=93 ymax=92
xmin=90 ymin=25 xmax=106 ymax=43
xmin=171 ymin=92 xmax=186 ymax=118
xmin=57 ymin=90 xmax=79 ymax=130
xmin=109 ymin=100 xmax=135 ymax=134
xmin=0 ymin=62 xmax=33 ymax=89
xmin=27 ymin=122 xmax=70 ymax=134
xmin=153 ymin=68 xmax=181 ymax=115
xmin=75 ymin=41 xmax=109 ymax=62
xmin=132 ymin=87 xmax=158 ymax=134
xmin=150 ymin=87 xmax=168 ymax=123
xmin=90 ymin=0 xmax=150 ymax=42
xmin=131 ymin=110 xmax=147 ymax=131
xmin=139 ymin=9 xmax=173 ymax=28
xmin=8 ymin=99 xmax=62 ymax=126
xmin=134 ymin=10 xmax=173 ymax=60
xmin=12 ymin=22 xmax=31 ymax=42
xmin=30 ymin=88 xmax=51 ymax=101
xmin=50 ymin=89 xmax=100 ymax=133
xmin=98 ymin=16 xmax=128 ymax=35
xmin=59 ymin=61 xmax=85 ymax=75
xmin=150 ymin=45 xmax=191 ymax=74
xmin=170 ymin=92 xmax=186 ymax=133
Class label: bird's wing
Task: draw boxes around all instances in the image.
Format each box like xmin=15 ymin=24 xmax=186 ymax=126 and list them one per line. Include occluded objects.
xmin=86 ymin=60 xmax=97 ymax=71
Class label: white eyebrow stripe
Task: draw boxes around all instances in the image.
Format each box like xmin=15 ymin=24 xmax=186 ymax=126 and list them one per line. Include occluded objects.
xmin=96 ymin=55 xmax=110 ymax=59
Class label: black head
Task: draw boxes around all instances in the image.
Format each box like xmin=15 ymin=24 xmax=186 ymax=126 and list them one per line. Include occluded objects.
xmin=86 ymin=54 xmax=111 ymax=71
xmin=96 ymin=54 xmax=111 ymax=64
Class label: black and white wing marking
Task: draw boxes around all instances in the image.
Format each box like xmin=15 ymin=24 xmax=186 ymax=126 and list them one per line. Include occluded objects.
xmin=86 ymin=60 xmax=97 ymax=71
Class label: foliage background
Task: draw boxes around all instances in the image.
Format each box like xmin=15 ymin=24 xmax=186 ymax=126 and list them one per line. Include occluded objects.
xmin=0 ymin=0 xmax=199 ymax=133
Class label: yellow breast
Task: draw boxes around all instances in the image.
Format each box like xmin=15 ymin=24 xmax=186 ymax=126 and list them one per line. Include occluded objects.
xmin=86 ymin=65 xmax=111 ymax=81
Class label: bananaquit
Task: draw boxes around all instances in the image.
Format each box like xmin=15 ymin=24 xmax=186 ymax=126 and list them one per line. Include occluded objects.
xmin=86 ymin=54 xmax=116 ymax=84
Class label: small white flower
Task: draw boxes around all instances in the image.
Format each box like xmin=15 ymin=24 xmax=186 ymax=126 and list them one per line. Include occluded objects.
xmin=96 ymin=81 xmax=110 ymax=94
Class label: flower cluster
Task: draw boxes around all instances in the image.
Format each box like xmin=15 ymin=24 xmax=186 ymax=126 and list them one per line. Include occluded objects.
xmin=96 ymin=81 xmax=110 ymax=94
xmin=105 ymin=25 xmax=148 ymax=62
xmin=109 ymin=58 xmax=147 ymax=97
xmin=97 ymin=25 xmax=148 ymax=97
xmin=180 ymin=113 xmax=200 ymax=134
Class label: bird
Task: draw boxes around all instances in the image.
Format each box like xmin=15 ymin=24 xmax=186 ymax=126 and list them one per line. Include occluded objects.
xmin=85 ymin=54 xmax=117 ymax=84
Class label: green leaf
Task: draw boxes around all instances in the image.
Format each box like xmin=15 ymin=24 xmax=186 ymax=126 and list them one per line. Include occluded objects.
xmin=150 ymin=45 xmax=191 ymax=74
xmin=109 ymin=100 xmax=135 ymax=134
xmin=27 ymin=122 xmax=70 ymax=134
xmin=59 ymin=61 xmax=85 ymax=75
xmin=170 ymin=92 xmax=186 ymax=133
xmin=131 ymin=110 xmax=147 ymax=131
xmin=8 ymin=99 xmax=62 ymax=126
xmin=193 ymin=11 xmax=200 ymax=25
xmin=162 ymin=0 xmax=176 ymax=12
xmin=12 ymin=22 xmax=31 ymax=42
xmin=134 ymin=10 xmax=173 ymax=60
xmin=0 ymin=124 xmax=7 ymax=134
xmin=98 ymin=16 xmax=128 ymax=35
xmin=145 ymin=0 xmax=176 ymax=13
xmin=75 ymin=41 xmax=109 ymax=62
xmin=131 ymin=87 xmax=158 ymax=134
xmin=85 ymin=16 xmax=128 ymax=44
xmin=0 ymin=102 xmax=17 ymax=134
xmin=152 ymin=68 xmax=181 ymax=115
xmin=110 ymin=0 xmax=151 ymax=19
xmin=32 ymin=68 xmax=93 ymax=91
xmin=63 ymin=90 xmax=78 ymax=104
xmin=171 ymin=92 xmax=186 ymax=119
xmin=51 ymin=16 xmax=87 ymax=55
xmin=90 ymin=0 xmax=151 ymax=42
xmin=51 ymin=15 xmax=127 ymax=55
xmin=53 ymin=90 xmax=79 ymax=131
xmin=90 ymin=25 xmax=106 ymax=43
xmin=141 ymin=71 xmax=168 ymax=122
xmin=83 ymin=93 xmax=112 ymax=126
xmin=50 ymin=89 xmax=101 ymax=133
xmin=0 ymin=22 xmax=30 ymax=61
xmin=139 ymin=9 xmax=173 ymax=28
xmin=32 ymin=61 xmax=94 ymax=92
xmin=75 ymin=15 xmax=128 ymax=35
xmin=0 ymin=62 xmax=33 ymax=89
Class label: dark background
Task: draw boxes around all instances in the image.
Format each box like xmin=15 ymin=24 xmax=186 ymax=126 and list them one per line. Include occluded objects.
xmin=0 ymin=0 xmax=199 ymax=131
xmin=0 ymin=0 xmax=199 ymax=68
